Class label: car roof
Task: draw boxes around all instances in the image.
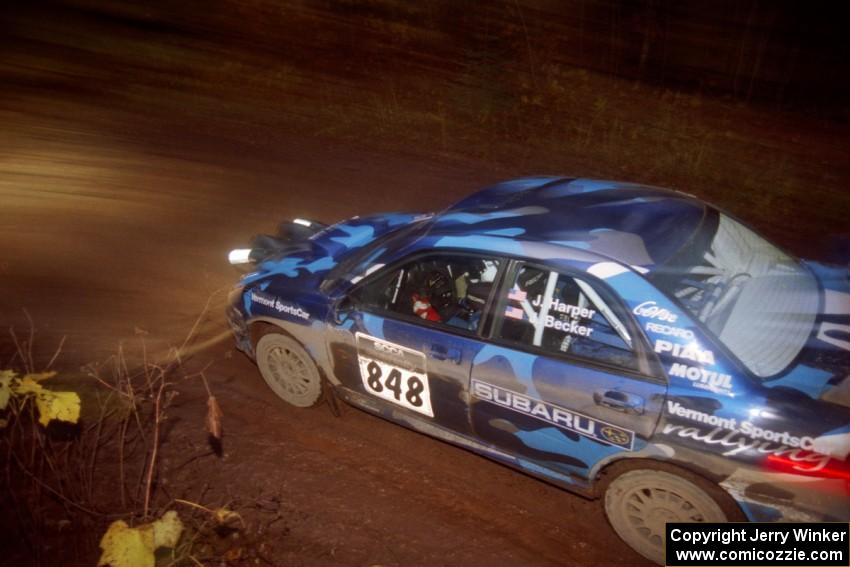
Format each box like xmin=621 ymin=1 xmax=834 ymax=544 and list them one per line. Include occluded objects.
xmin=425 ymin=177 xmax=708 ymax=271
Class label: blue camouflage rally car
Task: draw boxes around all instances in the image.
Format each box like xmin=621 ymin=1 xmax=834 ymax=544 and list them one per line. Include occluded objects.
xmin=226 ymin=177 xmax=850 ymax=564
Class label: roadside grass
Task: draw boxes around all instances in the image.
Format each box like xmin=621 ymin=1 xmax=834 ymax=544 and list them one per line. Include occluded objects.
xmin=0 ymin=300 xmax=247 ymax=566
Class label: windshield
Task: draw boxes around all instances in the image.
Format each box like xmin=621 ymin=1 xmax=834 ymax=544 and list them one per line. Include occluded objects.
xmin=319 ymin=218 xmax=431 ymax=295
xmin=651 ymin=210 xmax=818 ymax=377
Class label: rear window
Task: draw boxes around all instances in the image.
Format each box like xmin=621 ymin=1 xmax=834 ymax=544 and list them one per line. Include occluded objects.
xmin=651 ymin=211 xmax=818 ymax=377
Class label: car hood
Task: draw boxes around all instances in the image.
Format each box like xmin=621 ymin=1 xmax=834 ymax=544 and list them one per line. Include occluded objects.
xmin=763 ymin=261 xmax=850 ymax=407
xmin=239 ymin=212 xmax=423 ymax=290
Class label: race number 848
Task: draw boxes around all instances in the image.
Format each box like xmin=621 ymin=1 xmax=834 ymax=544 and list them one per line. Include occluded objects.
xmin=357 ymin=356 xmax=434 ymax=417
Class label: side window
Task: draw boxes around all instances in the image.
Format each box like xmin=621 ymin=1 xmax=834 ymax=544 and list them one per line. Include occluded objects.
xmin=352 ymin=254 xmax=502 ymax=333
xmin=497 ymin=265 xmax=639 ymax=371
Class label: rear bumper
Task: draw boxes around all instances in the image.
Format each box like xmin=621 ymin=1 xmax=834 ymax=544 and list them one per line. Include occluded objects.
xmin=721 ymin=468 xmax=850 ymax=522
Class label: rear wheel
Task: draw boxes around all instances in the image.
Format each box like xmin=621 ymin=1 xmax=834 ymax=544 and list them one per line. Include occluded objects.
xmin=604 ymin=469 xmax=730 ymax=565
xmin=255 ymin=332 xmax=323 ymax=407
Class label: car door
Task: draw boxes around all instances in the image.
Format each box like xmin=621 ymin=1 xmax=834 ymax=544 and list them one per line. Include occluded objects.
xmin=468 ymin=261 xmax=667 ymax=479
xmin=326 ymin=253 xmax=503 ymax=436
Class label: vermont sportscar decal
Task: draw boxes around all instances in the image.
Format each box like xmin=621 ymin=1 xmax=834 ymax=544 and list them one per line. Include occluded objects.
xmin=249 ymin=290 xmax=310 ymax=320
xmin=355 ymin=333 xmax=434 ymax=417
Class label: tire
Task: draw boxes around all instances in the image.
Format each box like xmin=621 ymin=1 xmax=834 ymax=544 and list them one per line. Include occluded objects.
xmin=604 ymin=469 xmax=729 ymax=565
xmin=255 ymin=332 xmax=324 ymax=408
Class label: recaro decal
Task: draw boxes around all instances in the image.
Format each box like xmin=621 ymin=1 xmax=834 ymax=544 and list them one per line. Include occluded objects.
xmin=645 ymin=322 xmax=695 ymax=340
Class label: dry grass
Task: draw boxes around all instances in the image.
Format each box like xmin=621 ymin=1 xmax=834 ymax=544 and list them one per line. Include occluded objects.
xmin=0 ymin=298 xmax=233 ymax=566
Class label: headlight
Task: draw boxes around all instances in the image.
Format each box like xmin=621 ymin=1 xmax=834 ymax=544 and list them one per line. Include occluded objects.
xmin=228 ymin=248 xmax=253 ymax=265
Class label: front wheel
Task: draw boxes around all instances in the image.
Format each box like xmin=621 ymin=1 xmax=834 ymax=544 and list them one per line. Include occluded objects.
xmin=255 ymin=332 xmax=324 ymax=408
xmin=604 ymin=469 xmax=730 ymax=565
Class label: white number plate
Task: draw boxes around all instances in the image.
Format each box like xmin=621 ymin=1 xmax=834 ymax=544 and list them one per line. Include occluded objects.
xmin=355 ymin=333 xmax=433 ymax=417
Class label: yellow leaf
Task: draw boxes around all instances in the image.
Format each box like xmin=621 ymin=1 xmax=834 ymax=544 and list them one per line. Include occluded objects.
xmin=22 ymin=371 xmax=57 ymax=382
xmin=13 ymin=376 xmax=43 ymax=395
xmin=1 ymin=370 xmax=81 ymax=428
xmin=98 ymin=511 xmax=184 ymax=567
xmin=97 ymin=520 xmax=155 ymax=567
xmin=11 ymin=376 xmax=80 ymax=426
xmin=152 ymin=510 xmax=183 ymax=548
xmin=33 ymin=389 xmax=81 ymax=426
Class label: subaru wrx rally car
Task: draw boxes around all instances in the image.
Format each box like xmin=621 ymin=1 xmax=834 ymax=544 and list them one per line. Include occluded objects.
xmin=226 ymin=177 xmax=850 ymax=564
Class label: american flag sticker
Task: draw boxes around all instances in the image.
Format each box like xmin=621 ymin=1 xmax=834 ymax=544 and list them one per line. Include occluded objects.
xmin=508 ymin=288 xmax=527 ymax=301
xmin=504 ymin=306 xmax=524 ymax=320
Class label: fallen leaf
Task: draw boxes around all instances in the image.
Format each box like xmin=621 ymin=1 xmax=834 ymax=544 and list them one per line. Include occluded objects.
xmin=12 ymin=375 xmax=81 ymax=426
xmin=98 ymin=520 xmax=155 ymax=567
xmin=33 ymin=389 xmax=81 ymax=426
xmin=152 ymin=510 xmax=183 ymax=548
xmin=12 ymin=375 xmax=42 ymax=395
xmin=22 ymin=371 xmax=57 ymax=382
xmin=98 ymin=511 xmax=184 ymax=567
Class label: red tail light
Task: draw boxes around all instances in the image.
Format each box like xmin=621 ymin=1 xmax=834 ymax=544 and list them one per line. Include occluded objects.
xmin=765 ymin=453 xmax=850 ymax=481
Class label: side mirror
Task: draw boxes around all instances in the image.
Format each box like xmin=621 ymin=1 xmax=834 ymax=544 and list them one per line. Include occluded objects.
xmin=334 ymin=295 xmax=356 ymax=324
